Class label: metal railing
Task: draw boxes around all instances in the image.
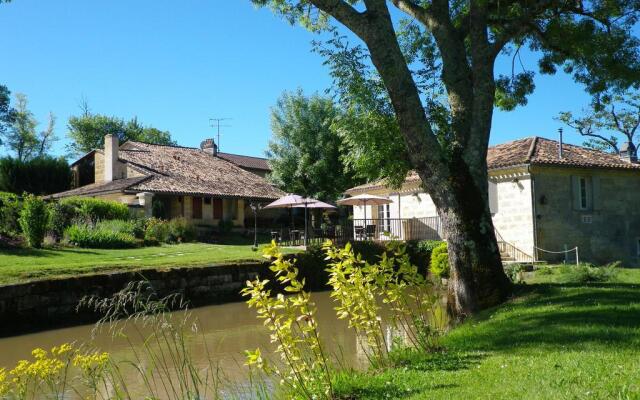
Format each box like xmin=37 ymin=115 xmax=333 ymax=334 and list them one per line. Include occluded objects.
xmin=495 ymin=229 xmax=535 ymax=263
xmin=275 ymin=217 xmax=443 ymax=246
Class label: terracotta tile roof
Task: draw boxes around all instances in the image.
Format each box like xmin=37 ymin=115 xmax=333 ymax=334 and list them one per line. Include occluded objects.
xmin=486 ymin=137 xmax=535 ymax=169
xmin=46 ymin=176 xmax=150 ymax=199
xmin=346 ymin=136 xmax=640 ymax=194
xmin=217 ymin=152 xmax=270 ymax=172
xmin=118 ymin=141 xmax=284 ymax=200
xmin=524 ymin=136 xmax=640 ymax=170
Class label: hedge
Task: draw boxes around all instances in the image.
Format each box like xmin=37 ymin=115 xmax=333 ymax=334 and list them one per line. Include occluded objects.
xmin=0 ymin=191 xmax=21 ymax=236
xmin=19 ymin=194 xmax=49 ymax=248
xmin=66 ymin=223 xmax=138 ymax=249
xmin=0 ymin=156 xmax=71 ymax=195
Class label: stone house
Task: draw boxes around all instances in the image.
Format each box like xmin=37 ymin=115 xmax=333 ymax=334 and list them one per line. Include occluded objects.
xmin=49 ymin=135 xmax=284 ymax=228
xmin=344 ymin=137 xmax=640 ymax=266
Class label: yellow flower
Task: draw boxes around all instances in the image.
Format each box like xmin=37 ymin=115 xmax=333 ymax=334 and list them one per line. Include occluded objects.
xmin=73 ymin=351 xmax=110 ymax=375
xmin=31 ymin=348 xmax=47 ymax=360
xmin=10 ymin=360 xmax=30 ymax=377
xmin=51 ymin=343 xmax=73 ymax=356
xmin=0 ymin=368 xmax=8 ymax=396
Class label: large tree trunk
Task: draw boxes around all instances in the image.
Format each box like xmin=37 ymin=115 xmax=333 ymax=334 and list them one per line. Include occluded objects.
xmin=438 ymin=190 xmax=512 ymax=317
xmin=417 ymin=152 xmax=512 ymax=317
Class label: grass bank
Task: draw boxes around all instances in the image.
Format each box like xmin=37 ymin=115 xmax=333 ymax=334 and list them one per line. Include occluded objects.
xmin=0 ymin=237 xmax=298 ymax=285
xmin=335 ymin=267 xmax=640 ymax=399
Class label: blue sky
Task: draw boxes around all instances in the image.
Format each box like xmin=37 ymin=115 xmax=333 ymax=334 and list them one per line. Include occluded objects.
xmin=0 ymin=0 xmax=593 ymax=159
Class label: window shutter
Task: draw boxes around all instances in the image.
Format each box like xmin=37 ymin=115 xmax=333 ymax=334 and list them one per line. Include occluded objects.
xmin=570 ymin=176 xmax=581 ymax=210
xmin=592 ymin=176 xmax=602 ymax=211
xmin=213 ymin=199 xmax=223 ymax=219
xmin=192 ymin=197 xmax=203 ymax=219
xmin=488 ymin=181 xmax=499 ymax=213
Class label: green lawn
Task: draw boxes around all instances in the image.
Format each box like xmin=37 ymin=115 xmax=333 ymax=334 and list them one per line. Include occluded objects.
xmin=0 ymin=239 xmax=296 ymax=285
xmin=335 ymin=267 xmax=640 ymax=399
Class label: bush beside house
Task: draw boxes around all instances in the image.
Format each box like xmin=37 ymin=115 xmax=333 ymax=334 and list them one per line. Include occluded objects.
xmin=0 ymin=192 xmax=21 ymax=237
xmin=18 ymin=195 xmax=49 ymax=248
xmin=0 ymin=194 xmax=200 ymax=250
xmin=66 ymin=223 xmax=138 ymax=249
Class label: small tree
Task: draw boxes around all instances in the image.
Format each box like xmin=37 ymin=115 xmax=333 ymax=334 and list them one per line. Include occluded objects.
xmin=558 ymin=91 xmax=640 ymax=154
xmin=19 ymin=194 xmax=49 ymax=248
xmin=0 ymin=85 xmax=14 ymax=139
xmin=267 ymin=89 xmax=363 ymax=201
xmin=66 ymin=101 xmax=175 ymax=157
xmin=2 ymin=93 xmax=57 ymax=162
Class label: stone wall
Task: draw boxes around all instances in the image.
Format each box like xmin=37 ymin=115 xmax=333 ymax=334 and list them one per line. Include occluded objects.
xmin=490 ymin=169 xmax=536 ymax=257
xmin=0 ymin=262 xmax=307 ymax=337
xmin=94 ymin=152 xmax=104 ymax=183
xmin=533 ymin=165 xmax=640 ymax=266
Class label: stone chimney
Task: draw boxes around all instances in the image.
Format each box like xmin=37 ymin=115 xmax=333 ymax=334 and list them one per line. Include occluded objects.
xmin=104 ymin=134 xmax=119 ymax=182
xmin=200 ymin=138 xmax=218 ymax=155
xmin=620 ymin=141 xmax=638 ymax=163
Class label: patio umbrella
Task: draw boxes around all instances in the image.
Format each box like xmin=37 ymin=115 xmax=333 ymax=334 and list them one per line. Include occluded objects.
xmin=293 ymin=200 xmax=337 ymax=210
xmin=294 ymin=200 xmax=337 ymax=241
xmin=337 ymin=193 xmax=392 ymax=227
xmin=263 ymin=194 xmax=318 ymax=247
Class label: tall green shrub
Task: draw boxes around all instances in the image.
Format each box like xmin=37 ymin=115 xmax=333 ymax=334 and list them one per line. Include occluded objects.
xmin=0 ymin=191 xmax=22 ymax=236
xmin=0 ymin=156 xmax=71 ymax=195
xmin=47 ymin=201 xmax=76 ymax=241
xmin=429 ymin=242 xmax=449 ymax=278
xmin=169 ymin=217 xmax=196 ymax=243
xmin=19 ymin=194 xmax=49 ymax=248
xmin=60 ymin=197 xmax=129 ymax=223
xmin=77 ymin=198 xmax=129 ymax=222
xmin=144 ymin=218 xmax=171 ymax=244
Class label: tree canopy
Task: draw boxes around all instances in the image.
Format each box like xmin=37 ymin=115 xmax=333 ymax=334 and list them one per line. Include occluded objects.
xmin=253 ymin=0 xmax=640 ymax=316
xmin=1 ymin=93 xmax=57 ymax=162
xmin=0 ymin=85 xmax=14 ymax=140
xmin=66 ymin=103 xmax=175 ymax=156
xmin=267 ymin=90 xmax=363 ymax=201
xmin=558 ymin=90 xmax=640 ymax=154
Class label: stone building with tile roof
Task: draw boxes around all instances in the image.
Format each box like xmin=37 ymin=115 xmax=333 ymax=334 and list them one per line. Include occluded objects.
xmin=344 ymin=136 xmax=640 ymax=265
xmin=49 ymin=135 xmax=284 ymax=229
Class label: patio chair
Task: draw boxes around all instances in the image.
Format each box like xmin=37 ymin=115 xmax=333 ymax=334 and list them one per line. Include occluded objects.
xmin=354 ymin=226 xmax=365 ymax=241
xmin=365 ymin=224 xmax=376 ymax=240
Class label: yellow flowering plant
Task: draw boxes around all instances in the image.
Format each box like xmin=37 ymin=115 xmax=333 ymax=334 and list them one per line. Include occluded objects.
xmin=0 ymin=368 xmax=8 ymax=397
xmin=7 ymin=343 xmax=74 ymax=400
xmin=323 ymin=239 xmax=447 ymax=368
xmin=323 ymin=241 xmax=390 ymax=368
xmin=242 ymin=241 xmax=334 ymax=400
xmin=72 ymin=350 xmax=110 ymax=398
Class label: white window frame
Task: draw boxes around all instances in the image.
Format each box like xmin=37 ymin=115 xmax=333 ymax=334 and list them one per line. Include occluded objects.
xmin=378 ymin=204 xmax=391 ymax=233
xmin=488 ymin=180 xmax=499 ymax=214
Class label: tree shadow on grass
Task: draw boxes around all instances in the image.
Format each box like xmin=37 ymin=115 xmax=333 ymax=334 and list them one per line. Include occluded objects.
xmin=336 ymin=383 xmax=459 ymax=400
xmin=333 ymin=351 xmax=478 ymax=399
xmin=446 ymin=282 xmax=640 ymax=352
xmin=0 ymin=247 xmax=100 ymax=257
xmin=391 ymin=349 xmax=487 ymax=372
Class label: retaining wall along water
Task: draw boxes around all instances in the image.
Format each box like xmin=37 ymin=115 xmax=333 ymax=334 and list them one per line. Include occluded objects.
xmin=0 ymin=262 xmax=275 ymax=337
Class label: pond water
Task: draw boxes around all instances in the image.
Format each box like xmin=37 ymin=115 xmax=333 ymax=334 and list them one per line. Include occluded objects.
xmin=0 ymin=291 xmax=380 ymax=397
xmin=0 ymin=288 xmax=447 ymax=398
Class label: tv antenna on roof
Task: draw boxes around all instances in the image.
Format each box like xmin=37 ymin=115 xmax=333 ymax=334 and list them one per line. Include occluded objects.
xmin=209 ymin=118 xmax=232 ymax=152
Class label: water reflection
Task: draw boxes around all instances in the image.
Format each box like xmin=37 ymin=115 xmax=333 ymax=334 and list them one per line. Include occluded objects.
xmin=0 ymin=292 xmax=359 ymax=397
xmin=0 ymin=290 xmax=447 ymax=398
